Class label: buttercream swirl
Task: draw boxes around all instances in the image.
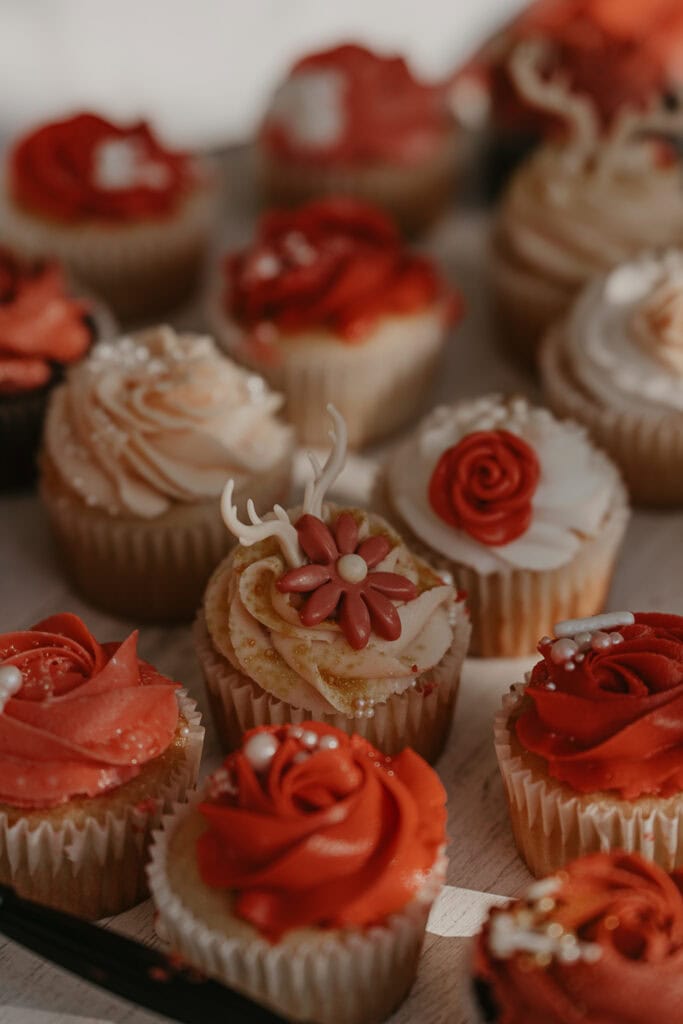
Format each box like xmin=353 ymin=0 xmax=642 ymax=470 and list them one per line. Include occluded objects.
xmin=196 ymin=722 xmax=446 ymax=940
xmin=204 ymin=506 xmax=456 ymax=717
xmin=474 ymin=851 xmax=683 ymax=1024
xmin=386 ymin=395 xmax=622 ymax=573
xmin=43 ymin=325 xmax=293 ymax=518
xmin=516 ymin=612 xmax=683 ymax=799
xmin=0 ymin=249 xmax=92 ymax=394
xmin=0 ymin=613 xmax=179 ymax=808
xmin=10 ymin=112 xmax=195 ymax=223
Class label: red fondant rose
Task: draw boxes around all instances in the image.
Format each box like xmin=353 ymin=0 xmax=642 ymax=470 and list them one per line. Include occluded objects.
xmin=197 ymin=723 xmax=446 ymax=940
xmin=428 ymin=429 xmax=540 ymax=546
xmin=474 ymin=851 xmax=683 ymax=1024
xmin=0 ymin=613 xmax=180 ymax=807
xmin=10 ymin=112 xmax=194 ymax=223
xmin=517 ymin=613 xmax=683 ymax=798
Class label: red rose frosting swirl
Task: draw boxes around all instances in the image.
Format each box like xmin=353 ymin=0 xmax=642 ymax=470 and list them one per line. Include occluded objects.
xmin=0 ymin=249 xmax=92 ymax=394
xmin=428 ymin=429 xmax=540 ymax=546
xmin=224 ymin=197 xmax=456 ymax=351
xmin=474 ymin=851 xmax=683 ymax=1024
xmin=10 ymin=112 xmax=195 ymax=223
xmin=0 ymin=613 xmax=180 ymax=808
xmin=516 ymin=612 xmax=683 ymax=799
xmin=196 ymin=723 xmax=446 ymax=940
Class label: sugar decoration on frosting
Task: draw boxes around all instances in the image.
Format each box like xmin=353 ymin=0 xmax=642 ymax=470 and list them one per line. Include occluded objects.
xmin=0 ymin=665 xmax=22 ymax=713
xmin=539 ymin=612 xmax=635 ymax=671
xmin=93 ymin=138 xmax=171 ymax=192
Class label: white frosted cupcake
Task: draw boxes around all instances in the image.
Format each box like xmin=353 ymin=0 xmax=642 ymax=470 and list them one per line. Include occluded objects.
xmin=382 ymin=395 xmax=629 ymax=657
xmin=196 ymin=406 xmax=470 ymax=762
xmin=541 ymin=250 xmax=683 ymax=506
xmin=40 ymin=325 xmax=294 ymax=622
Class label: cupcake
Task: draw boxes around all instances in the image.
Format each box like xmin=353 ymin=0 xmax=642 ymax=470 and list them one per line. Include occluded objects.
xmin=40 ymin=325 xmax=294 ymax=622
xmin=0 ymin=613 xmax=203 ymax=918
xmin=495 ymin=611 xmax=683 ymax=877
xmin=491 ymin=39 xmax=683 ymax=363
xmin=0 ymin=247 xmax=115 ymax=490
xmin=257 ymin=42 xmax=458 ymax=234
xmin=196 ymin=406 xmax=470 ymax=762
xmin=0 ymin=112 xmax=214 ymax=321
xmin=148 ymin=722 xmax=446 ymax=1024
xmin=208 ymin=196 xmax=460 ymax=447
xmin=541 ymin=250 xmax=683 ymax=506
xmin=472 ymin=850 xmax=683 ymax=1023
xmin=382 ymin=395 xmax=629 ymax=657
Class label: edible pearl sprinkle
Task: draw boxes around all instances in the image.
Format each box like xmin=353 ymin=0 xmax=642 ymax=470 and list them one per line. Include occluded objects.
xmin=0 ymin=665 xmax=22 ymax=712
xmin=243 ymin=732 xmax=279 ymax=772
xmin=336 ymin=553 xmax=368 ymax=584
xmin=545 ymin=612 xmax=634 ymax=669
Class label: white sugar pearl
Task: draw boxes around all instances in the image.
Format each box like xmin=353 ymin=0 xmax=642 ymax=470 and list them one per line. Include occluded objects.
xmin=243 ymin=732 xmax=279 ymax=772
xmin=319 ymin=735 xmax=340 ymax=751
xmin=574 ymin=632 xmax=593 ymax=651
xmin=590 ymin=631 xmax=612 ymax=651
xmin=0 ymin=666 xmax=22 ymax=712
xmin=336 ymin=553 xmax=368 ymax=584
xmin=610 ymin=632 xmax=624 ymax=646
xmin=301 ymin=730 xmax=318 ymax=749
xmin=550 ymin=638 xmax=578 ymax=664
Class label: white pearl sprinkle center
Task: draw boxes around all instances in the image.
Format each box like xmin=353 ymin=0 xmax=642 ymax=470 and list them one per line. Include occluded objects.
xmin=337 ymin=553 xmax=368 ymax=584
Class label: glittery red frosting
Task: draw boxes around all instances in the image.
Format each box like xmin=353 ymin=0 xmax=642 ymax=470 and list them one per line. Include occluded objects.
xmin=261 ymin=42 xmax=452 ymax=165
xmin=516 ymin=613 xmax=683 ymax=799
xmin=0 ymin=249 xmax=92 ymax=394
xmin=10 ymin=112 xmax=195 ymax=223
xmin=0 ymin=613 xmax=180 ymax=808
xmin=474 ymin=851 xmax=683 ymax=1024
xmin=224 ymin=197 xmax=456 ymax=356
xmin=196 ymin=723 xmax=446 ymax=941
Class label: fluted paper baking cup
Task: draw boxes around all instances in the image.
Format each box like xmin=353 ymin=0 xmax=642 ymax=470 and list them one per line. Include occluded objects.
xmin=0 ymin=691 xmax=203 ymax=919
xmin=147 ymin=797 xmax=445 ymax=1024
xmin=495 ymin=687 xmax=683 ymax=877
xmin=40 ymin=449 xmax=292 ymax=623
xmin=541 ymin=324 xmax=683 ymax=507
xmin=194 ymin=601 xmax=470 ymax=764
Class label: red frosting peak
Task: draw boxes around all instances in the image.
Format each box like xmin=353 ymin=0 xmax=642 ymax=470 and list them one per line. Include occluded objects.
xmin=0 ymin=613 xmax=180 ymax=808
xmin=516 ymin=613 xmax=683 ymax=798
xmin=196 ymin=723 xmax=446 ymax=940
xmin=10 ymin=112 xmax=195 ymax=223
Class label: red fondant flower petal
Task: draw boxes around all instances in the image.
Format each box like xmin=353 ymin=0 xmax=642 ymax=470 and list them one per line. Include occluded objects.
xmin=301 ymin=581 xmax=344 ymax=626
xmin=276 ymin=564 xmax=332 ymax=593
xmin=357 ymin=535 xmax=391 ymax=568
xmin=363 ymin=588 xmax=402 ymax=642
xmin=339 ymin=590 xmax=372 ymax=650
xmin=334 ymin=512 xmax=358 ymax=555
xmin=296 ymin=514 xmax=339 ymax=563
xmin=366 ymin=573 xmax=418 ymax=601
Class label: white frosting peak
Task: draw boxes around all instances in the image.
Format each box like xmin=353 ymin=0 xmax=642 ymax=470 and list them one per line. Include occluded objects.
xmin=267 ymin=69 xmax=345 ymax=148
xmin=93 ymin=138 xmax=171 ymax=191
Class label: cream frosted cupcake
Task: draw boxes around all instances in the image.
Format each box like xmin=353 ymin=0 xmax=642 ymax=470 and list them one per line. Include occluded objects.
xmin=148 ymin=722 xmax=447 ymax=1024
xmin=196 ymin=407 xmax=470 ymax=762
xmin=492 ymin=40 xmax=683 ymax=363
xmin=0 ymin=112 xmax=214 ymax=321
xmin=0 ymin=613 xmax=203 ymax=918
xmin=382 ymin=395 xmax=629 ymax=657
xmin=208 ymin=196 xmax=459 ymax=447
xmin=40 ymin=325 xmax=294 ymax=622
xmin=541 ymin=250 xmax=683 ymax=506
xmin=495 ymin=611 xmax=683 ymax=878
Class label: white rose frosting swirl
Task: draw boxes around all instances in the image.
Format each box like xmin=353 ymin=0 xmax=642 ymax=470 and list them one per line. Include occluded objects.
xmin=204 ymin=506 xmax=456 ymax=717
xmin=44 ymin=325 xmax=293 ymax=518
xmin=386 ymin=396 xmax=622 ymax=573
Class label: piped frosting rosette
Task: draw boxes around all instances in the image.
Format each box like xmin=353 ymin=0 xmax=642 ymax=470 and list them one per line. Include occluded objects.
xmin=196 ymin=406 xmax=470 ymax=762
xmin=0 ymin=613 xmax=204 ymax=918
xmin=542 ymin=250 xmax=683 ymax=505
xmin=495 ymin=611 xmax=683 ymax=877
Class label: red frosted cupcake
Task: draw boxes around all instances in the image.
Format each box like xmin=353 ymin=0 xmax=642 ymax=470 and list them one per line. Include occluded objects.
xmin=0 ymin=112 xmax=214 ymax=320
xmin=0 ymin=613 xmax=203 ymax=918
xmin=148 ymin=723 xmax=446 ymax=1024
xmin=208 ymin=196 xmax=459 ymax=446
xmin=257 ymin=43 xmax=458 ymax=233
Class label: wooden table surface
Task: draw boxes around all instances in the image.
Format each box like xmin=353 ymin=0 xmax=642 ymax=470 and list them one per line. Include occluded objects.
xmin=2 ymin=184 xmax=682 ymax=1024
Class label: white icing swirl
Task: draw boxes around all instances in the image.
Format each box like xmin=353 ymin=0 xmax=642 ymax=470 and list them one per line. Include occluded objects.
xmin=266 ymin=70 xmax=345 ymax=149
xmin=44 ymin=325 xmax=293 ymax=518
xmin=386 ymin=396 xmax=622 ymax=573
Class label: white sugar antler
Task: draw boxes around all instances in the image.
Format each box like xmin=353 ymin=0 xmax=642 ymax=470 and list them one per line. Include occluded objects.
xmin=220 ymin=480 xmax=303 ymax=567
xmin=302 ymin=404 xmax=348 ymax=518
xmin=593 ymin=92 xmax=683 ymax=182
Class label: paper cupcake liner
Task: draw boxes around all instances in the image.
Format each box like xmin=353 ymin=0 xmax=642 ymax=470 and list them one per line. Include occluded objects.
xmin=194 ymin=601 xmax=470 ymax=764
xmin=0 ymin=691 xmax=203 ymax=919
xmin=494 ymin=688 xmax=683 ymax=877
xmin=208 ymin=293 xmax=449 ymax=448
xmin=39 ymin=448 xmax=292 ymax=623
xmin=541 ymin=324 xmax=683 ymax=507
xmin=147 ymin=796 xmax=445 ymax=1024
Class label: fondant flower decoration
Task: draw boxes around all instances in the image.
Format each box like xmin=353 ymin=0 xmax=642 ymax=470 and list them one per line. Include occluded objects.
xmin=428 ymin=429 xmax=540 ymax=546
xmin=277 ymin=511 xmax=418 ymax=650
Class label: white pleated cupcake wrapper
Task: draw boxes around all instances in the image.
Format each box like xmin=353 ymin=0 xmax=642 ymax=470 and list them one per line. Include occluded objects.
xmin=541 ymin=325 xmax=683 ymax=506
xmin=0 ymin=691 xmax=204 ymax=918
xmin=147 ymin=796 xmax=445 ymax=1024
xmin=208 ymin=290 xmax=448 ymax=448
xmin=494 ymin=688 xmax=683 ymax=875
xmin=194 ymin=605 xmax=471 ymax=764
